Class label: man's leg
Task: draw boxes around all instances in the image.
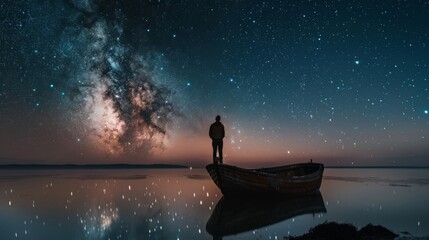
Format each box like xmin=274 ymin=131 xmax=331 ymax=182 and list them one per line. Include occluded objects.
xmin=212 ymin=141 xmax=217 ymax=163
xmin=218 ymin=141 xmax=223 ymax=163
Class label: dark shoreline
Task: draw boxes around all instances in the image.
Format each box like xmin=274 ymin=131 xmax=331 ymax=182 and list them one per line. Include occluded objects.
xmin=286 ymin=222 xmax=399 ymax=240
xmin=0 ymin=164 xmax=189 ymax=170
xmin=1 ymin=164 xmax=428 ymax=170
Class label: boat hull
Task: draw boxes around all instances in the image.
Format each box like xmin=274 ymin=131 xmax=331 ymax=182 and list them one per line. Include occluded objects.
xmin=206 ymin=163 xmax=324 ymax=196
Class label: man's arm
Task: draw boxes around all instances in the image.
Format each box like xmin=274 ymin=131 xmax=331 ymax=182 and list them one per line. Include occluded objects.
xmin=209 ymin=125 xmax=213 ymax=139
xmin=221 ymin=125 xmax=225 ymax=139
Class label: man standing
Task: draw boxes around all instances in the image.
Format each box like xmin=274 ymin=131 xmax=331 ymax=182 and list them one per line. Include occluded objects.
xmin=209 ymin=115 xmax=225 ymax=164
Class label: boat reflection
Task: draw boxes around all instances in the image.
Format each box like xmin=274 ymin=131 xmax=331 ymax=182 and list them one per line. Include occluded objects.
xmin=206 ymin=191 xmax=326 ymax=238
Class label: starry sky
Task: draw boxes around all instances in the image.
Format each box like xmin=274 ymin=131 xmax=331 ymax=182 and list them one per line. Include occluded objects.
xmin=0 ymin=0 xmax=428 ymax=167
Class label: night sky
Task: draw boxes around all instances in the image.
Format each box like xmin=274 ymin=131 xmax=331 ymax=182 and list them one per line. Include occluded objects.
xmin=1 ymin=0 xmax=428 ymax=166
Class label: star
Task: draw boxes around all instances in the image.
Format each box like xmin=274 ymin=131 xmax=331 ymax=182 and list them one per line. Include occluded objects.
xmin=1 ymin=0 xmax=429 ymax=167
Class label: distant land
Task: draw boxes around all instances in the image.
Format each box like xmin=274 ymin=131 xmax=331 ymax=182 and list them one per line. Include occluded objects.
xmin=325 ymin=165 xmax=429 ymax=169
xmin=0 ymin=164 xmax=428 ymax=170
xmin=0 ymin=164 xmax=189 ymax=169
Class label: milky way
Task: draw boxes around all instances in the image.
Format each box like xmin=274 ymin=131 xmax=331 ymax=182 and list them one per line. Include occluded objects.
xmin=64 ymin=1 xmax=176 ymax=155
xmin=1 ymin=0 xmax=428 ymax=165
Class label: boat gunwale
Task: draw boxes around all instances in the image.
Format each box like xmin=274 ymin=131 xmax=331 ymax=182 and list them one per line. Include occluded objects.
xmin=209 ymin=163 xmax=324 ymax=180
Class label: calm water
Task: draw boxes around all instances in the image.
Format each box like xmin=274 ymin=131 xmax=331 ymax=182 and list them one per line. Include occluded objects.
xmin=0 ymin=168 xmax=428 ymax=239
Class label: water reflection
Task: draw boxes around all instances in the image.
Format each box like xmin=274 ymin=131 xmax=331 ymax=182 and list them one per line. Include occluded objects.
xmin=0 ymin=169 xmax=219 ymax=239
xmin=1 ymin=168 xmax=429 ymax=239
xmin=206 ymin=191 xmax=326 ymax=238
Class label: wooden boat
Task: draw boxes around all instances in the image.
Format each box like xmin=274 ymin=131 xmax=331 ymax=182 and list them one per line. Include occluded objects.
xmin=206 ymin=162 xmax=324 ymax=196
xmin=206 ymin=191 xmax=326 ymax=237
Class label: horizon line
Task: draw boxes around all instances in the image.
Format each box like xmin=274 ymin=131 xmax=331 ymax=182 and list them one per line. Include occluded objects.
xmin=0 ymin=163 xmax=189 ymax=169
xmin=0 ymin=163 xmax=429 ymax=169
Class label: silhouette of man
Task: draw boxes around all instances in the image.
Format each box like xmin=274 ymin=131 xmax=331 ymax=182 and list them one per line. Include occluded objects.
xmin=209 ymin=115 xmax=225 ymax=164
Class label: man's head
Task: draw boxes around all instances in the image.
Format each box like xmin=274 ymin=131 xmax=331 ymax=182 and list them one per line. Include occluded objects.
xmin=215 ymin=115 xmax=221 ymax=122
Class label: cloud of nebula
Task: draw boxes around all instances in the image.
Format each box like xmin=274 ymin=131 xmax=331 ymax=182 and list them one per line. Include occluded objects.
xmin=65 ymin=0 xmax=176 ymax=157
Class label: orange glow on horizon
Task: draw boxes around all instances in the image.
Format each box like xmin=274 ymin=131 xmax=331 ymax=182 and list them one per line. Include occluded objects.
xmin=157 ymin=131 xmax=334 ymax=167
